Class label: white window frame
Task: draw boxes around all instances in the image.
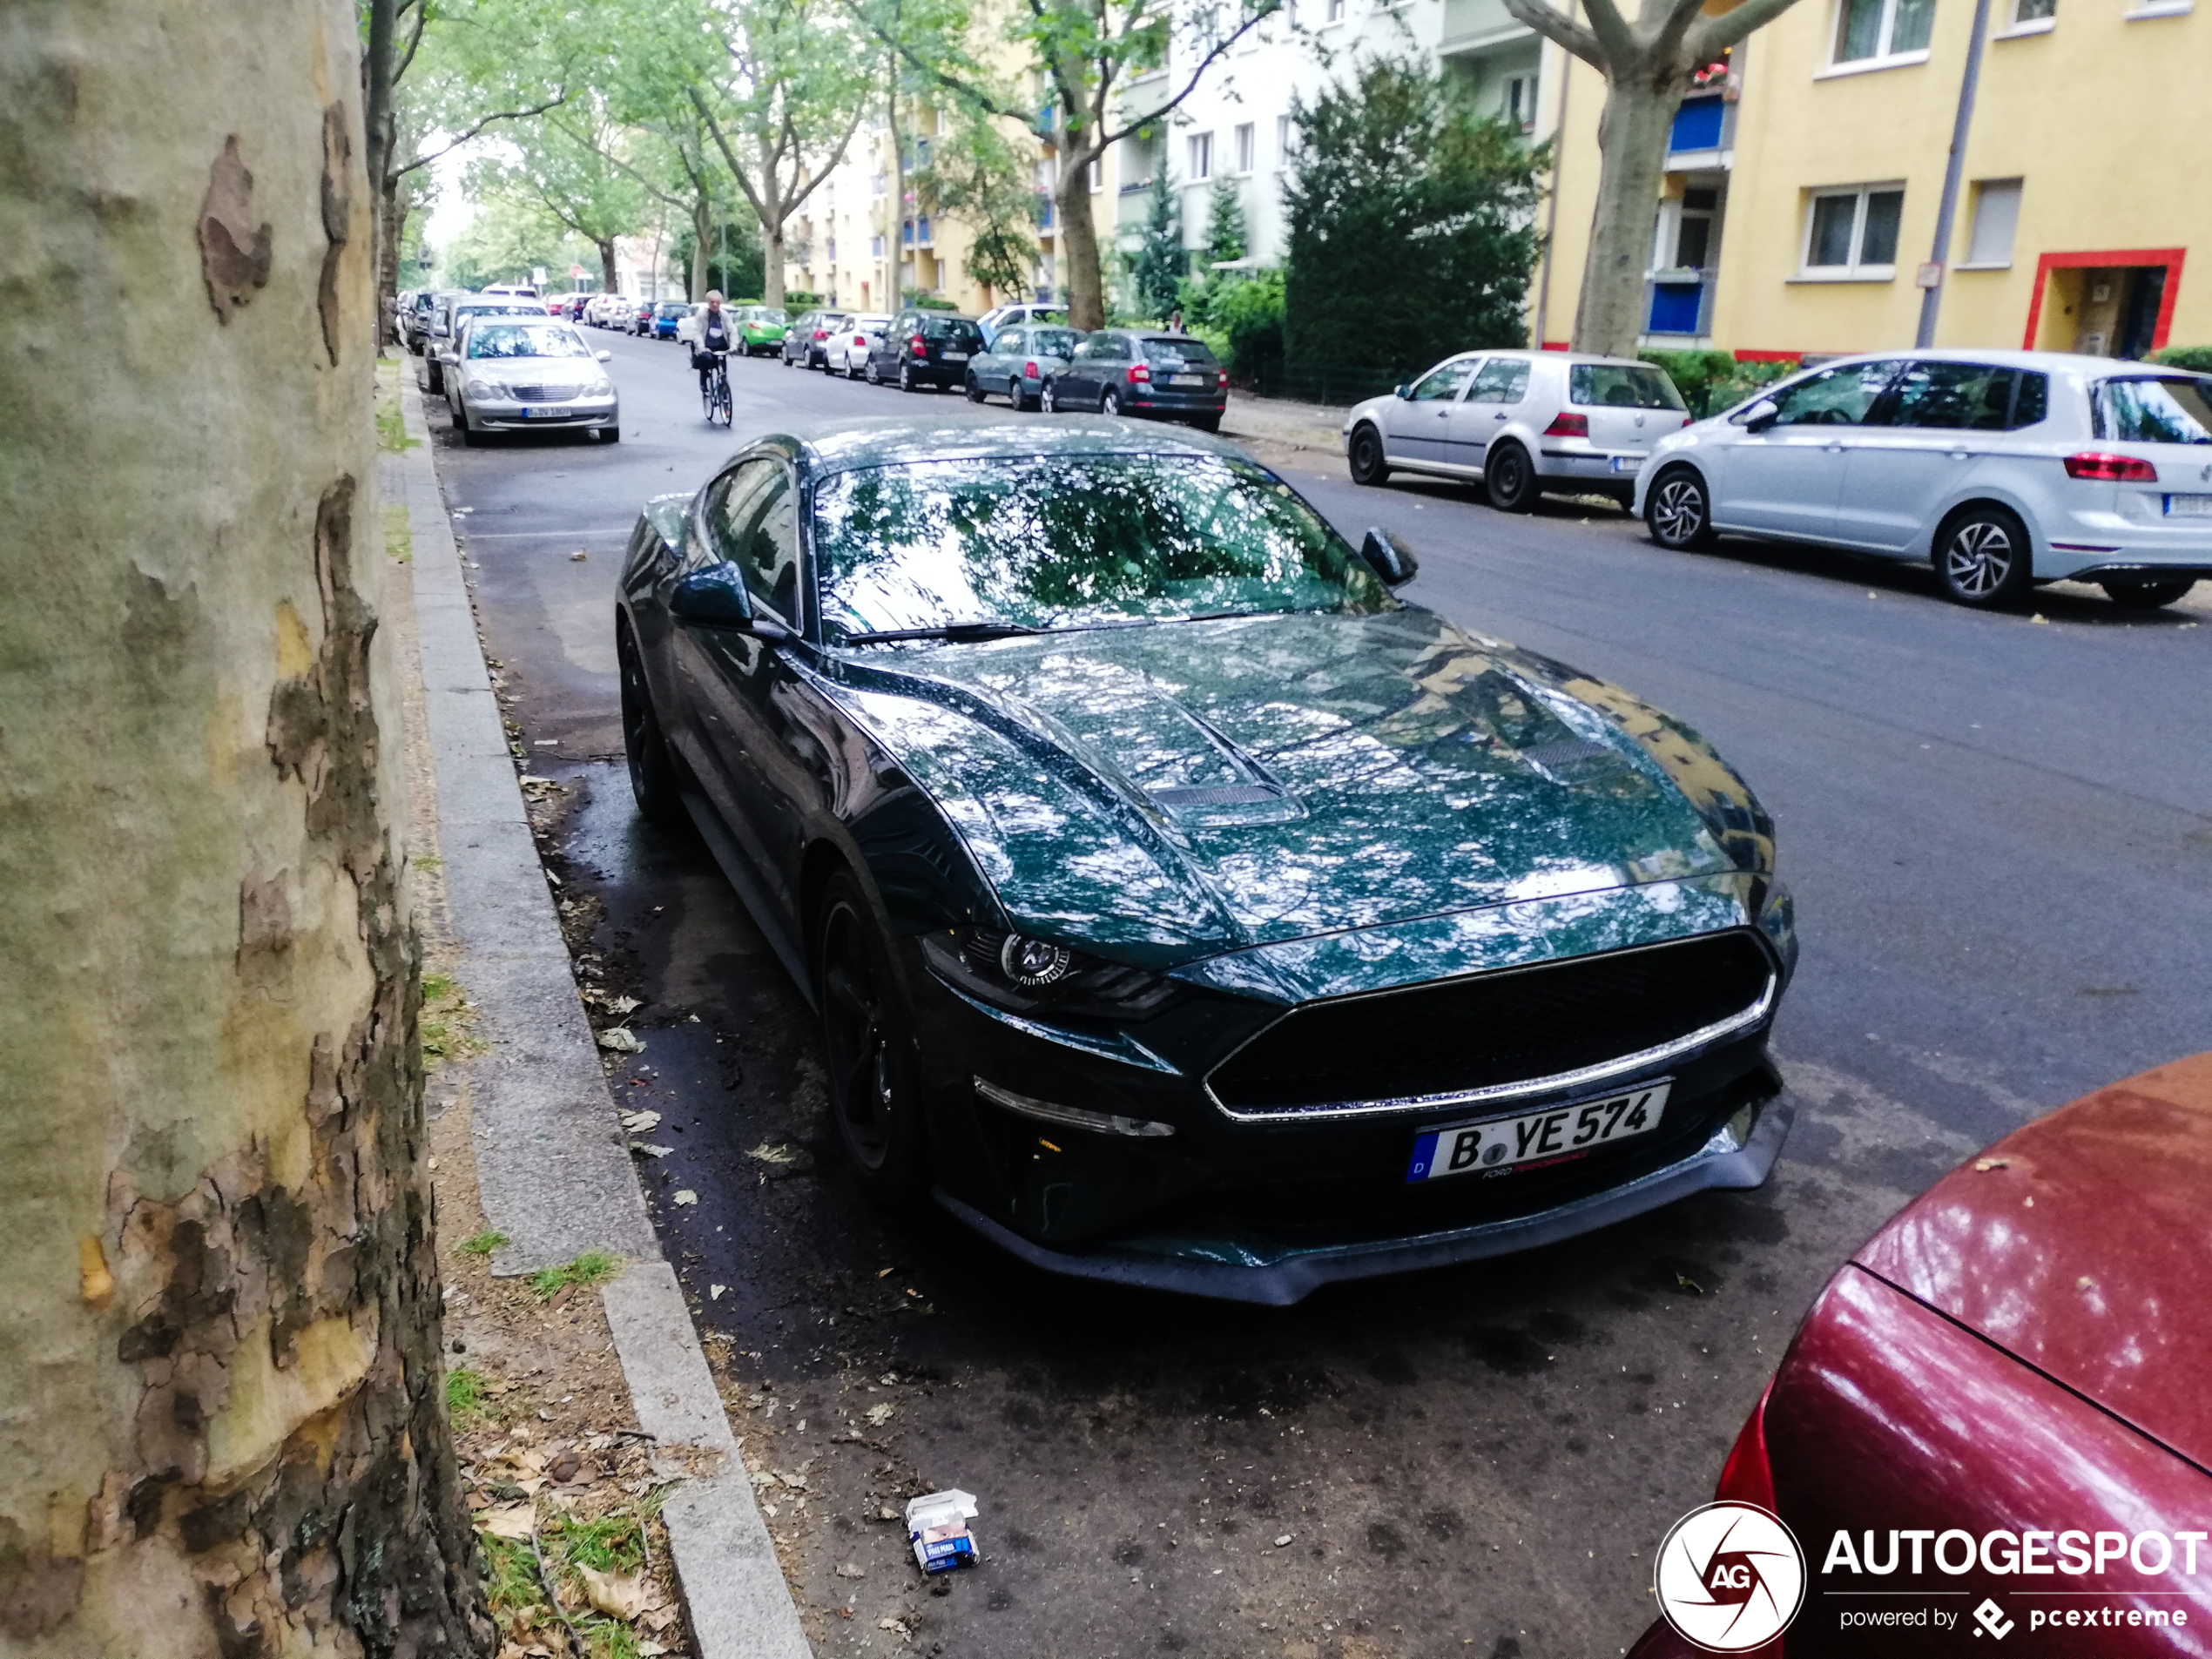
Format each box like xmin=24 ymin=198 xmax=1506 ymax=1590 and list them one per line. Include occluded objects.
xmin=1324 ymin=0 xmax=1345 ymax=22
xmin=1277 ymin=113 xmax=1299 ymax=168
xmin=1959 ymin=178 xmax=2022 ymax=269
xmin=1505 ymin=73 xmax=1538 ymax=132
xmin=1088 ymin=155 xmax=1104 ymax=192
xmin=1233 ymin=123 xmax=1256 ymax=174
xmin=1822 ymin=0 xmax=1934 ymax=72
xmin=1797 ymin=183 xmax=1905 ymax=280
xmin=1188 ymin=132 xmax=1213 ymax=181
xmin=1993 ymin=0 xmax=2056 ymax=34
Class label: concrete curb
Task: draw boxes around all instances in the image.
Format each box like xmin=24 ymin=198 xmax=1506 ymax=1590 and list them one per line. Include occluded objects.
xmin=396 ymin=377 xmax=814 ymax=1659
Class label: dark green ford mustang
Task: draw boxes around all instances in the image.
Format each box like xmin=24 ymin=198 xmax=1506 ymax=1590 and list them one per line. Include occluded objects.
xmin=617 ymin=418 xmax=1797 ymax=1304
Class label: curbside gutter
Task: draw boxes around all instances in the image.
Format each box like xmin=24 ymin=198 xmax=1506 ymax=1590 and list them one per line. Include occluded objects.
xmin=396 ymin=378 xmax=814 ymax=1659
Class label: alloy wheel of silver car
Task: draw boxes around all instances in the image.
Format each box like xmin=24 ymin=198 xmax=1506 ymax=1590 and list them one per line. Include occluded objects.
xmin=1648 ymin=470 xmax=1715 ymax=551
xmin=1938 ymin=509 xmax=2032 ymax=608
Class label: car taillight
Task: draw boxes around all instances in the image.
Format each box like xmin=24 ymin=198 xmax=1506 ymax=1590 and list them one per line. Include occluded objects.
xmin=911 ymin=335 xmax=927 ymax=353
xmin=2064 ymin=451 xmax=2158 ymax=482
xmin=1024 ymin=361 xmax=1041 ymax=378
xmin=1545 ymin=412 xmax=1589 ymax=437
xmin=1127 ymin=364 xmax=1151 ymax=384
xmin=1716 ymin=1379 xmax=1777 ymax=1511
xmin=813 ymin=328 xmax=827 ymax=341
xmin=853 ymin=335 xmax=866 ymax=346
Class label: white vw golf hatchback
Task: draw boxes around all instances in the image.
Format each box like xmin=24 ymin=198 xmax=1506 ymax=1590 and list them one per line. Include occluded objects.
xmin=1631 ymin=350 xmax=2212 ymax=610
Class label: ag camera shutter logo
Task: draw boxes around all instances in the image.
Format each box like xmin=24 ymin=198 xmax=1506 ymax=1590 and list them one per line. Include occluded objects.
xmin=1654 ymin=1501 xmax=1807 ymax=1652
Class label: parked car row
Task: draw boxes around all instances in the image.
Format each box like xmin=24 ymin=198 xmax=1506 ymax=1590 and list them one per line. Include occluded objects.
xmin=772 ymin=306 xmax=1227 ymax=432
xmin=435 ymin=311 xmax=619 ymax=445
xmin=1344 ymin=345 xmax=2211 ymax=610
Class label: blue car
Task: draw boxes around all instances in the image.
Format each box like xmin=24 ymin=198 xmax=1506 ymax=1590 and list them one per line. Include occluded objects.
xmin=652 ymin=301 xmax=685 ymax=341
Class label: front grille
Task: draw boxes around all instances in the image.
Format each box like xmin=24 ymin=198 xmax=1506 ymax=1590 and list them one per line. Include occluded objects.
xmin=510 ymin=384 xmax=586 ymax=402
xmin=1208 ymin=931 xmax=1774 ymax=1117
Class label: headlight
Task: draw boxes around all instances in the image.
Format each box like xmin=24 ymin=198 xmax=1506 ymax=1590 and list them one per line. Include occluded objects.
xmin=469 ymin=374 xmax=509 ymax=395
xmin=921 ymin=926 xmax=1174 ymax=1019
xmin=587 ymin=375 xmax=614 ymax=395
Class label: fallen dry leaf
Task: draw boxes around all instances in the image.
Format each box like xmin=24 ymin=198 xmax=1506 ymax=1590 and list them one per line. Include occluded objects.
xmin=710 ymin=1285 xmax=727 ymax=1300
xmin=632 ymin=1143 xmax=675 ymax=1159
xmin=604 ymin=995 xmax=642 ymax=1016
xmin=476 ymin=1501 xmax=536 ymax=1541
xmin=597 ymin=1028 xmax=645 ymax=1054
xmin=746 ymin=1143 xmax=799 ymax=1164
xmin=672 ymin=1190 xmax=698 ymax=1206
xmin=835 ymin=1562 xmax=867 ymax=1580
xmin=619 ymin=1109 xmax=662 ymax=1133
xmin=1974 ymin=1157 xmax=2010 ymax=1172
xmin=865 ymin=1404 xmax=894 ymax=1427
xmin=577 ymin=1565 xmax=647 ymax=1622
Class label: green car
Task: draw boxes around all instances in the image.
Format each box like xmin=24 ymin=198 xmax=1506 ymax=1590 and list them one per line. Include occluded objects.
xmin=732 ymin=303 xmax=788 ymax=356
xmin=616 ymin=419 xmax=1798 ymax=1303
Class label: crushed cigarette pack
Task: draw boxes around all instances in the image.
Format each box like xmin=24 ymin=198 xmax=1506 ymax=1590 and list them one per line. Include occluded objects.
xmin=905 ymin=1488 xmax=980 ymax=1575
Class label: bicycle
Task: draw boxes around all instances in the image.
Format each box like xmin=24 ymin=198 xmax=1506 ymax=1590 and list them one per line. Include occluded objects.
xmin=698 ymin=349 xmax=732 ymax=427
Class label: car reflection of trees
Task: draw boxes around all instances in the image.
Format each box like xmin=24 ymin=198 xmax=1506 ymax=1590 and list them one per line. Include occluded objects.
xmin=813 ymin=455 xmax=1387 ymax=635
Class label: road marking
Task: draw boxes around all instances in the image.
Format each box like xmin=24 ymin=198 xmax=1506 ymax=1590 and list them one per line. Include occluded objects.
xmin=455 ymin=527 xmax=637 ymax=539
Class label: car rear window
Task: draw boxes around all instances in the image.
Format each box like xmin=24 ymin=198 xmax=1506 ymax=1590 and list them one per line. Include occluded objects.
xmin=925 ymin=317 xmax=982 ymax=344
xmin=1032 ymin=328 xmax=1081 ymax=357
xmin=1569 ymin=364 xmax=1687 ymax=411
xmin=1144 ymin=338 xmax=1218 ymax=367
xmin=2096 ymin=377 xmax=2212 ymax=445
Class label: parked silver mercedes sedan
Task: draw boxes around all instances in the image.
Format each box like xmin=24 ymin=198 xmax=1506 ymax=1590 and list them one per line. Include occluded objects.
xmin=444 ymin=317 xmax=619 ymax=445
xmin=1344 ymin=350 xmax=1694 ymax=511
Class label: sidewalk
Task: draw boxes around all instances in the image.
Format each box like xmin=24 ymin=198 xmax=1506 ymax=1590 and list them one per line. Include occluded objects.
xmin=1218 ymin=388 xmax=1352 ymax=455
xmin=388 ymin=368 xmax=815 ymax=1659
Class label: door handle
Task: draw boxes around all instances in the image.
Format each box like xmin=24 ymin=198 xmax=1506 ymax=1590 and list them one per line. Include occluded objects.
xmin=1494 ymin=411 xmax=1508 ymax=421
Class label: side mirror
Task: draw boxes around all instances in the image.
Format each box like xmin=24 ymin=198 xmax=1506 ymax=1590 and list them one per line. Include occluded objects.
xmin=1735 ymin=397 xmax=1780 ymax=432
xmin=1394 ymin=384 xmax=1411 ymax=400
xmin=596 ymin=350 xmax=612 ymax=362
xmin=670 ymin=568 xmax=793 ymax=639
xmin=1359 ymin=527 xmax=1419 ymax=588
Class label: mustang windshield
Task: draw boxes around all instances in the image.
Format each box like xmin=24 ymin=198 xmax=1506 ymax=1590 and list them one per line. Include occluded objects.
xmin=812 ymin=454 xmax=1390 ymax=642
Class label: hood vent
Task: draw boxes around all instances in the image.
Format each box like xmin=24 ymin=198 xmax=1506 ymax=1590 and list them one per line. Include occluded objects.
xmin=1150 ymin=783 xmax=1285 ymax=808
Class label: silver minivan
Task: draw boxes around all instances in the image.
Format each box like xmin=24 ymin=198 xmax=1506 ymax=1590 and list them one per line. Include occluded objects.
xmin=1344 ymin=350 xmax=1692 ymax=510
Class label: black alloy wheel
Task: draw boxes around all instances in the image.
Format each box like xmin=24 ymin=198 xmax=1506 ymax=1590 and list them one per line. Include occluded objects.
xmin=1485 ymin=440 xmax=1537 ymax=513
xmin=1348 ymin=423 xmax=1390 ymax=487
xmin=815 ymin=873 xmax=931 ymax=1209
xmin=2101 ymin=578 xmax=2195 ymax=610
xmin=1645 ymin=465 xmax=1717 ymax=550
xmin=618 ymin=632 xmax=685 ymax=829
xmin=1935 ymin=504 xmax=2034 ymax=609
xmin=1100 ymin=388 xmax=1122 ymax=417
xmin=900 ymin=361 xmax=916 ymax=393
xmin=866 ymin=356 xmax=882 ymax=385
xmin=455 ymin=401 xmax=483 ymax=448
xmin=965 ymin=372 xmax=984 ymax=402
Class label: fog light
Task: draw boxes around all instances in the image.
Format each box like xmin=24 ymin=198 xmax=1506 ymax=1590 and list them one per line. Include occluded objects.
xmin=1000 ymin=934 xmax=1072 ymax=987
xmin=973 ymin=1076 xmax=1174 ymax=1137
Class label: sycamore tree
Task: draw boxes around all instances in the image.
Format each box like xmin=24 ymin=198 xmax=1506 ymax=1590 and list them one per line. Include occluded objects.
xmin=864 ymin=0 xmax=1284 ymax=329
xmin=1500 ymin=0 xmax=1805 ymax=355
xmin=477 ymin=105 xmax=650 ymax=293
xmin=2 ymin=2 xmax=486 ymax=1655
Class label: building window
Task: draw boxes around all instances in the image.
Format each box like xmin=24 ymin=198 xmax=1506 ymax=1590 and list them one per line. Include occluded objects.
xmin=2010 ymin=0 xmax=2056 ymax=19
xmin=1832 ymin=0 xmax=1934 ymax=63
xmin=1233 ymin=123 xmax=1256 ymax=173
xmin=1188 ymin=132 xmax=1213 ymax=180
xmin=871 ymin=235 xmax=885 ymax=258
xmin=1278 ymin=114 xmax=1299 ymax=165
xmin=1802 ymin=185 xmax=1905 ymax=275
xmin=1088 ymin=155 xmax=1104 ymax=192
xmin=1325 ymin=0 xmax=1345 ymax=20
xmin=1963 ymin=179 xmax=2022 ymax=266
xmin=1505 ymin=74 xmax=1538 ymax=132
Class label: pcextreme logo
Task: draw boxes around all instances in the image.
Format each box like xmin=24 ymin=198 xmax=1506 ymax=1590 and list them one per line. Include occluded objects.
xmin=1655 ymin=1501 xmax=1808 ymax=1652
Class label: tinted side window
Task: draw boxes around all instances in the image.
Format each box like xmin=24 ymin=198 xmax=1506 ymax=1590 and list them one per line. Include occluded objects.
xmin=1880 ymin=362 xmax=2020 ymax=431
xmin=1468 ymin=359 xmax=1532 ymax=403
xmin=1765 ymin=361 xmax=1901 ymax=427
xmin=702 ymin=460 xmax=773 ymax=572
xmin=709 ymin=462 xmax=799 ymax=623
xmin=997 ymin=329 xmax=1026 ymax=355
xmin=1410 ymin=360 xmax=1477 ymax=402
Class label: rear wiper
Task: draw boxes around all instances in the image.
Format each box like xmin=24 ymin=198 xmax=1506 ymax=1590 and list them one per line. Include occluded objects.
xmin=840 ymin=620 xmax=1046 ymax=645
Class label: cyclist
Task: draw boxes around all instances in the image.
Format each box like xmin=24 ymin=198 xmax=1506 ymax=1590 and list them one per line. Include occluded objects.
xmin=695 ymin=291 xmax=735 ymax=397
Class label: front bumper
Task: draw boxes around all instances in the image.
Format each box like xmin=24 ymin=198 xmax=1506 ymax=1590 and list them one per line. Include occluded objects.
xmin=1126 ymin=387 xmax=1228 ymax=419
xmin=464 ymin=391 xmax=618 ymax=431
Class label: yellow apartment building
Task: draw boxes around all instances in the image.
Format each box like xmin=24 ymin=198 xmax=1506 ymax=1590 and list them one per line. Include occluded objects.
xmin=1533 ymin=0 xmax=2208 ymax=358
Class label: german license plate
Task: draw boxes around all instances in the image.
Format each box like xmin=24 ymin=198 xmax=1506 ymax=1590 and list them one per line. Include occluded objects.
xmin=942 ymin=351 xmax=969 ymax=361
xmin=1406 ymin=1082 xmax=1671 ymax=1182
xmin=2167 ymin=495 xmax=2212 ymax=516
xmin=525 ymin=406 xmax=570 ymax=419
xmin=1173 ymin=373 xmax=1208 ymax=387
xmin=1610 ymin=455 xmax=1637 ymax=473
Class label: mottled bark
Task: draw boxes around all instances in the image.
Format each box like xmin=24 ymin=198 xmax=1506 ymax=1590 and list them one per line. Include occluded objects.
xmin=1056 ymin=146 xmax=1105 ymax=329
xmin=691 ymin=197 xmax=713 ymax=301
xmin=0 ymin=4 xmax=489 ymax=1656
xmin=597 ymin=237 xmax=620 ymax=295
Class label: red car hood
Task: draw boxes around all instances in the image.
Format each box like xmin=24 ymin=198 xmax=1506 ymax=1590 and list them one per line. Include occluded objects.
xmin=1855 ymin=1051 xmax=2212 ymax=1472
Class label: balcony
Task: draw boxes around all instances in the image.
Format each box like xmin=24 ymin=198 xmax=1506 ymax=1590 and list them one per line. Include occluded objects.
xmin=1666 ymin=88 xmax=1736 ymax=165
xmin=1032 ymin=192 xmax=1055 ymax=229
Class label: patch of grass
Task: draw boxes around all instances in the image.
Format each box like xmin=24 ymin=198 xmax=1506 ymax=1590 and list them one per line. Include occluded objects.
xmin=382 ymin=501 xmax=413 ymax=563
xmin=444 ymin=1366 xmax=488 ymax=1426
xmin=460 ymin=1230 xmax=509 ymax=1258
xmin=374 ymin=360 xmax=420 ymax=453
xmin=478 ymin=1534 xmax=541 ymax=1619
xmin=529 ymin=1249 xmax=620 ymax=1301
xmin=421 ymin=972 xmax=486 ymax=1063
xmin=548 ymin=1509 xmax=645 ymax=1575
xmin=412 ymin=853 xmax=443 ymax=870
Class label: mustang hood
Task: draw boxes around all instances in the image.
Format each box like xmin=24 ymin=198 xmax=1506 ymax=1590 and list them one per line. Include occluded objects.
xmin=819 ymin=607 xmax=1747 ymax=957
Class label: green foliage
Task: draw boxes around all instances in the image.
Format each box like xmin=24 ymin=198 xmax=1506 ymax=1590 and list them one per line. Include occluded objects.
xmin=529 ymin=1250 xmax=620 ymax=1300
xmin=2151 ymin=345 xmax=2212 ymax=372
xmin=461 ymin=1230 xmax=510 ymax=1258
xmin=903 ymin=290 xmax=961 ymax=309
xmin=670 ymin=215 xmax=765 ymax=300
xmin=914 ymin=109 xmax=1038 ymax=299
xmin=436 ymin=195 xmax=587 ymax=290
xmin=1640 ymin=352 xmax=1797 ymax=417
xmin=1283 ymin=57 xmax=1543 ymax=374
xmin=1216 ymin=268 xmax=1286 ymax=379
xmin=1204 ymin=175 xmax=1247 ymax=270
xmin=1130 ymin=172 xmax=1184 ymax=321
xmin=444 ymin=1366 xmax=488 ymax=1426
xmin=783 ymin=290 xmax=824 ymax=309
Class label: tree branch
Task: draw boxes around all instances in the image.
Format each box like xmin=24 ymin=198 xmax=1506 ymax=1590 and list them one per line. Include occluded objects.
xmin=687 ymin=85 xmax=772 ymax=223
xmin=395 ymin=91 xmax=571 ymax=177
xmin=1684 ymin=0 xmax=1811 ymax=57
xmin=1095 ymin=3 xmax=1282 ymax=151
xmin=849 ymin=0 xmax=1043 ymax=135
xmin=394 ymin=2 xmax=428 ymax=84
xmin=780 ymin=99 xmax=869 ymax=218
xmin=1500 ymin=0 xmax=1610 ymax=68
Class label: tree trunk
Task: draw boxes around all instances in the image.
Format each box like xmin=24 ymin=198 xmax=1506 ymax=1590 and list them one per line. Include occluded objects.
xmin=0 ymin=5 xmax=490 ymax=1657
xmin=763 ymin=221 xmax=787 ymax=309
xmin=1573 ymin=75 xmax=1686 ymax=357
xmin=1057 ymin=146 xmax=1104 ymax=330
xmin=598 ymin=238 xmax=620 ymax=294
xmin=379 ymin=179 xmax=406 ymax=341
xmin=691 ymin=196 xmax=713 ymax=300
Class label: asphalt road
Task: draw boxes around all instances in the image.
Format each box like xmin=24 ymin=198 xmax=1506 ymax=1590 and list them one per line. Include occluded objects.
xmin=423 ymin=328 xmax=2212 ymax=1659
